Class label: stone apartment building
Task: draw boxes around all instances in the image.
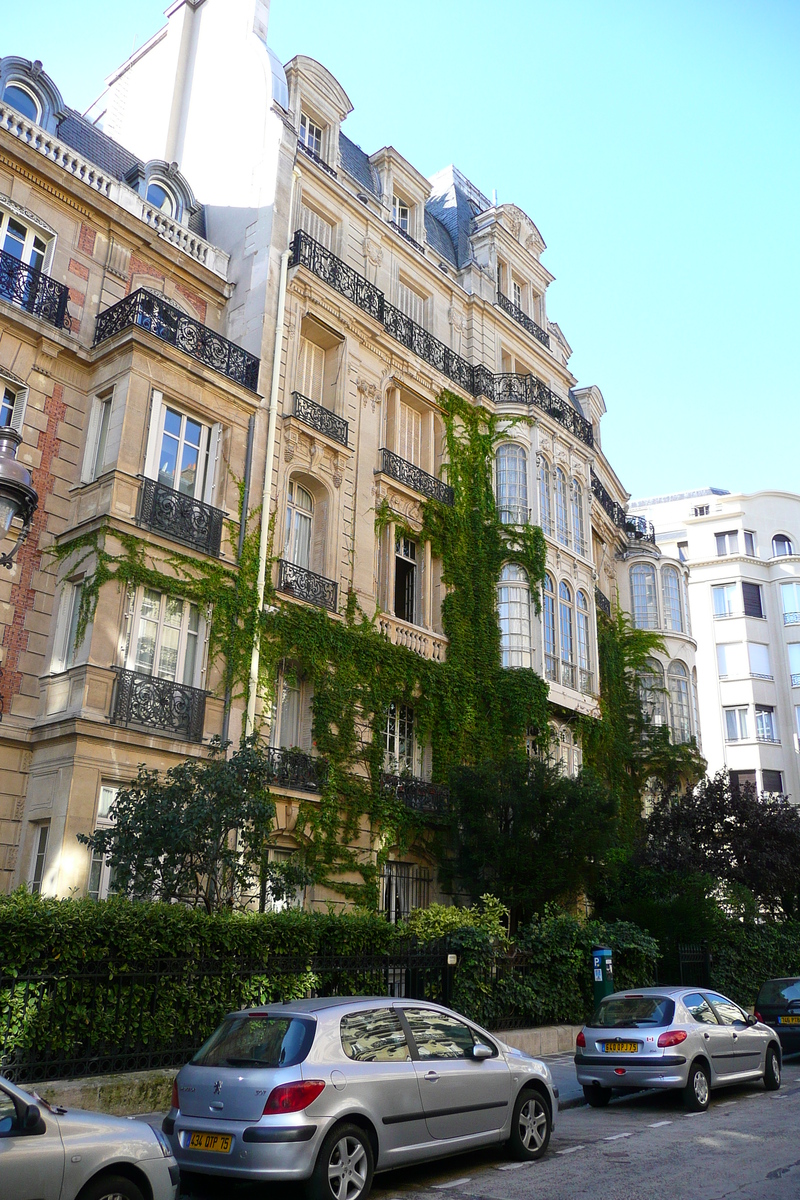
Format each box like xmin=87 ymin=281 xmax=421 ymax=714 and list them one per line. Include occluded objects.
xmin=0 ymin=0 xmax=694 ymax=915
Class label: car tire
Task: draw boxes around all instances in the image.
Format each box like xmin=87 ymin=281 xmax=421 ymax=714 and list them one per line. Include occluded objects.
xmin=683 ymin=1061 xmax=711 ymax=1112
xmin=507 ymin=1088 xmax=551 ymax=1160
xmin=308 ymin=1122 xmax=375 ymax=1200
xmin=582 ymin=1084 xmax=612 ymax=1108
xmin=764 ymin=1045 xmax=781 ymax=1091
xmin=77 ymin=1175 xmax=145 ymax=1200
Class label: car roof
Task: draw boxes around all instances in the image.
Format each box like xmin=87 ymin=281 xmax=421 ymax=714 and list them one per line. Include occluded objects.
xmin=230 ymin=996 xmax=448 ymax=1018
xmin=600 ymin=987 xmax=701 ymax=1000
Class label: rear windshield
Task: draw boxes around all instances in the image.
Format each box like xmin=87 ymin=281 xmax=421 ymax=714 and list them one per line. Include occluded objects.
xmin=192 ymin=1015 xmax=315 ymax=1068
xmin=590 ymin=997 xmax=675 ymax=1029
xmin=756 ymin=979 xmax=800 ymax=1007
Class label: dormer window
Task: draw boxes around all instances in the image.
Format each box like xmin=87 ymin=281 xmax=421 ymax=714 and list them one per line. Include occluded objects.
xmin=125 ymin=160 xmax=198 ymax=227
xmin=392 ymin=195 xmax=410 ymax=233
xmin=145 ymin=181 xmax=175 ymax=216
xmin=2 ymin=82 xmax=40 ymax=122
xmin=0 ymin=58 xmax=67 ymax=134
xmin=300 ymin=112 xmax=323 ymax=157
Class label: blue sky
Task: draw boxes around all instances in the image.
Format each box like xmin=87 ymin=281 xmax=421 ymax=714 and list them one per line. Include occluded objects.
xmin=5 ymin=0 xmax=799 ymax=499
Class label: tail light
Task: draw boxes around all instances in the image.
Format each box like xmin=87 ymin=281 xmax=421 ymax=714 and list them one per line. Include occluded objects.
xmin=657 ymin=1029 xmax=688 ymax=1048
xmin=576 ymin=1031 xmax=586 ymax=1048
xmin=754 ymin=1011 xmax=763 ymax=1023
xmin=263 ymin=1080 xmax=326 ymax=1114
xmin=171 ymin=1080 xmax=179 ymax=1110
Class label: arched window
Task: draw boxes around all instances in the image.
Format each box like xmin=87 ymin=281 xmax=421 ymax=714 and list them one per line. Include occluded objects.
xmin=554 ymin=467 xmax=569 ymax=546
xmin=630 ymin=563 xmax=659 ymax=629
xmin=496 ymin=444 xmax=528 ymax=525
xmin=559 ymin=581 xmax=575 ymax=688
xmin=2 ymin=82 xmax=40 ymax=122
xmin=576 ymin=590 xmax=591 ymax=693
xmin=537 ymin=455 xmax=552 ymax=537
xmin=384 ymin=702 xmax=416 ymax=775
xmin=662 ymin=565 xmax=684 ymax=632
xmin=639 ymin=657 xmax=666 ymax=728
xmin=497 ymin=564 xmax=532 ymax=667
xmin=145 ymin=181 xmax=176 ymax=215
xmin=558 ymin=727 xmax=582 ymax=777
xmin=543 ymin=573 xmax=557 ymax=681
xmin=571 ymin=479 xmax=586 ymax=556
xmin=285 ymin=480 xmax=313 ymax=569
xmin=668 ymin=660 xmax=692 ymax=744
xmin=773 ymin=534 xmax=794 ymax=557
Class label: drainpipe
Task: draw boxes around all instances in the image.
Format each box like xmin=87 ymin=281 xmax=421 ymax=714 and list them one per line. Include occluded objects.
xmin=246 ymin=167 xmax=300 ymax=736
xmin=220 ymin=413 xmax=255 ymax=747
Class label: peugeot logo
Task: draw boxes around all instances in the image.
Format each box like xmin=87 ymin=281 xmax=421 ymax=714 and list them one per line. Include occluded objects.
xmin=213 ymin=1080 xmax=223 ymax=1095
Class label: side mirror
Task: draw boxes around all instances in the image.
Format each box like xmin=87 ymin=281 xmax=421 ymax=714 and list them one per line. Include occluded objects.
xmin=472 ymin=1043 xmax=493 ymax=1061
xmin=746 ymin=1013 xmax=758 ymax=1026
xmin=23 ymin=1104 xmax=42 ymax=1132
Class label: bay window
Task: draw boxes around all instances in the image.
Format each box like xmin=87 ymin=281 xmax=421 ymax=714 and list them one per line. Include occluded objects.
xmin=571 ymin=479 xmax=586 ymax=555
xmin=631 ymin=563 xmax=659 ymax=629
xmin=543 ymin=573 xmax=557 ymax=681
xmin=724 ymin=707 xmax=749 ymax=741
xmin=554 ymin=467 xmax=569 ymax=546
xmin=668 ymin=660 xmax=692 ymax=743
xmin=537 ymin=455 xmax=553 ymax=538
xmin=559 ymin=581 xmax=575 ymax=687
xmin=576 ymin=590 xmax=591 ymax=692
xmin=123 ymin=588 xmax=202 ymax=688
xmin=496 ymin=444 xmax=528 ymax=525
xmin=497 ymin=564 xmax=532 ymax=668
xmin=662 ymin=565 xmax=684 ymax=632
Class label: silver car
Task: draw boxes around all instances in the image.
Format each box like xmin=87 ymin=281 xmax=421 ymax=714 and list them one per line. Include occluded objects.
xmin=574 ymin=986 xmax=782 ymax=1111
xmin=165 ymin=997 xmax=558 ymax=1200
xmin=0 ymin=1074 xmax=179 ymax=1200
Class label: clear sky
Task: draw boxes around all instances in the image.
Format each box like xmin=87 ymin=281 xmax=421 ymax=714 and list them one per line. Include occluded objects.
xmin=5 ymin=0 xmax=799 ymax=500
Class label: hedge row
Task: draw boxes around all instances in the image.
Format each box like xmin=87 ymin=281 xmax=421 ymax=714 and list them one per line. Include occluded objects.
xmin=710 ymin=920 xmax=800 ymax=1008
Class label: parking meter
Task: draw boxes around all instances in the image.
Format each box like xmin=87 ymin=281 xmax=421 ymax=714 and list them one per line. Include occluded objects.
xmin=592 ymin=945 xmax=614 ymax=1010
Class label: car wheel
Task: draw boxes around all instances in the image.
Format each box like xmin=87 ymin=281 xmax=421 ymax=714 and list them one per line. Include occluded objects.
xmin=308 ymin=1122 xmax=374 ymax=1200
xmin=764 ymin=1045 xmax=781 ymax=1091
xmin=683 ymin=1061 xmax=710 ymax=1112
xmin=508 ymin=1088 xmax=551 ymax=1160
xmin=78 ymin=1175 xmax=145 ymax=1200
xmin=582 ymin=1084 xmax=612 ymax=1108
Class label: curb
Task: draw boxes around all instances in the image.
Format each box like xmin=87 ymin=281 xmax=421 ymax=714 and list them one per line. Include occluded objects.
xmin=558 ymin=1095 xmax=587 ymax=1111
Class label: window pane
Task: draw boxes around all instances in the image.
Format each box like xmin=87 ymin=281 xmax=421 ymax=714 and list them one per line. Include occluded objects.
xmin=662 ymin=567 xmax=683 ymax=631
xmin=340 ymin=1010 xmax=410 ymax=1062
xmin=631 ymin=564 xmax=659 ymax=629
xmin=496 ymin=445 xmax=528 ymax=524
xmin=554 ymin=468 xmax=569 ymax=546
xmin=762 ymin=770 xmax=783 ymax=794
xmin=713 ymin=585 xmax=734 ymax=616
xmin=684 ymin=994 xmax=719 ymax=1025
xmin=403 ymin=1009 xmax=477 ymax=1060
xmin=748 ymin=643 xmax=771 ymax=677
xmin=538 ymin=457 xmax=552 ymax=537
xmin=742 ymin=582 xmax=764 ymax=618
xmin=3 ymin=84 xmax=39 ymax=121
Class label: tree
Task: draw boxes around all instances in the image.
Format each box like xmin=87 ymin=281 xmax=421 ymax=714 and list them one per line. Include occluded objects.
xmin=445 ymin=757 xmax=617 ymax=926
xmin=78 ymin=738 xmax=276 ymax=913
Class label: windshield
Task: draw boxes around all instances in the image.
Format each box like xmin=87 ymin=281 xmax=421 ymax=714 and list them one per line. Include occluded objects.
xmin=590 ymin=996 xmax=675 ymax=1028
xmin=191 ymin=1014 xmax=315 ymax=1068
xmin=757 ymin=979 xmax=800 ymax=1007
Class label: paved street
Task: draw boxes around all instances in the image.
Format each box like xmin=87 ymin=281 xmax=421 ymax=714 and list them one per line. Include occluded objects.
xmin=172 ymin=1055 xmax=800 ymax=1200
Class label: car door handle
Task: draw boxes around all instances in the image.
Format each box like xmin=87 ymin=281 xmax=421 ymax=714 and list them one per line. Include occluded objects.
xmin=704 ymin=1033 xmax=710 ymax=1039
xmin=732 ymin=1034 xmax=738 ymax=1041
xmin=423 ymin=1070 xmax=439 ymax=1082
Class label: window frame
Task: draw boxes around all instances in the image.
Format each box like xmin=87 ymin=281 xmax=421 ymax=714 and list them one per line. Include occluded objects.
xmin=715 ymin=530 xmax=739 ymax=557
xmin=87 ymin=784 xmax=118 ymax=901
xmin=631 ymin=562 xmax=659 ymax=630
xmin=299 ymin=112 xmax=323 ymax=157
xmin=772 ymin=534 xmax=794 ymax=558
xmin=122 ymin=586 xmax=204 ymax=688
xmin=553 ymin=467 xmax=569 ymax=547
xmin=661 ymin=565 xmax=684 ymax=632
xmin=571 ymin=478 xmax=586 ymax=556
xmin=384 ymin=701 xmax=417 ymax=776
xmin=667 ymin=660 xmax=692 ymax=744
xmin=497 ymin=563 xmax=532 ymax=668
xmin=392 ymin=194 xmax=411 ymax=233
xmin=29 ymin=823 xmax=49 ymax=895
xmin=542 ymin=573 xmax=557 ymax=681
xmin=143 ymin=390 xmax=221 ymax=507
xmin=537 ymin=455 xmax=553 ymax=538
xmin=0 ymin=206 xmax=52 ymax=273
xmin=496 ymin=443 xmax=528 ymax=526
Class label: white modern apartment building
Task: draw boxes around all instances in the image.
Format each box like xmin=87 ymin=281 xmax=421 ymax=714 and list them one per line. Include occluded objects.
xmin=629 ymin=488 xmax=800 ymax=801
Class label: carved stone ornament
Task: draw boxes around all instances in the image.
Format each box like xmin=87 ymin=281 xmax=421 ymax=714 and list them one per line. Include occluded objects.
xmin=363 ymin=234 xmax=383 ymax=266
xmin=332 ymin=454 xmax=343 ymax=489
xmin=507 ymin=214 xmax=521 ymax=239
xmin=284 ymin=431 xmax=298 ymax=462
xmin=448 ymin=306 xmax=468 ymax=332
xmin=357 ymin=376 xmax=382 ymax=411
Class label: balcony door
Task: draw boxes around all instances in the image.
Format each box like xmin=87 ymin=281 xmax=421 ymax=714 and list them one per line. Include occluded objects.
xmin=124 ymin=587 xmax=202 ymax=687
xmin=144 ymin=391 xmax=221 ymax=505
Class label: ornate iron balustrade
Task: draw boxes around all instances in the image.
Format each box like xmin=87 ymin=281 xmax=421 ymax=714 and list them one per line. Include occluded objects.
xmin=595 ymin=587 xmax=612 ymax=618
xmin=493 ymin=373 xmax=593 ymax=445
xmin=0 ymin=248 xmax=70 ymax=330
xmin=783 ymin=612 xmax=800 ymax=626
xmin=388 ymin=220 xmax=426 ymax=254
xmin=293 ymin=391 xmax=349 ymax=446
xmin=267 ymin=746 xmax=327 ymax=793
xmin=496 ymin=290 xmax=550 ymax=348
xmin=277 ymin=559 xmax=338 ymax=611
xmin=138 ymin=477 xmax=224 ymax=556
xmin=110 ymin=668 xmax=206 ymax=743
xmin=381 ymin=773 xmax=449 ymax=818
xmin=379 ymin=448 xmax=454 ymax=506
xmin=297 ymin=139 xmax=337 ymax=177
xmin=791 ymin=673 xmax=800 ymax=687
xmin=94 ymin=289 xmax=260 ymax=392
xmin=625 ymin=513 xmax=656 ymax=545
xmin=382 ymin=300 xmax=476 ymax=394
xmin=591 ymin=469 xmax=627 ymax=527
xmin=291 ymin=230 xmax=383 ymax=322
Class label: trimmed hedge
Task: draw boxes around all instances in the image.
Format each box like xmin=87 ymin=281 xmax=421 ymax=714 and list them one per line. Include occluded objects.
xmin=710 ymin=920 xmax=800 ymax=1008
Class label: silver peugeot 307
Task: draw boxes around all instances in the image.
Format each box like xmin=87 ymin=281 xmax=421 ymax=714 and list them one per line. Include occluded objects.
xmin=0 ymin=1074 xmax=179 ymax=1200
xmin=165 ymin=997 xmax=558 ymax=1200
xmin=574 ymin=986 xmax=782 ymax=1111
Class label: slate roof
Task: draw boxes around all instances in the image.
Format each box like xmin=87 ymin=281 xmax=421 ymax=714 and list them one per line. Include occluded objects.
xmin=427 ymin=167 xmax=487 ymax=271
xmin=338 ymin=133 xmax=381 ymax=198
xmin=424 ymin=209 xmax=456 ymax=267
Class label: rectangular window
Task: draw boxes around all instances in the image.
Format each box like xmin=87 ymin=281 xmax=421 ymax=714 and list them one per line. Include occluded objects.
xmin=384 ymin=702 xmax=415 ymax=774
xmin=731 ymin=769 xmax=757 ymax=793
xmin=263 ymin=847 xmax=303 ymax=912
xmin=87 ymin=785 xmax=118 ymax=901
xmin=715 ymin=530 xmax=739 ymax=556
xmin=380 ymin=861 xmax=430 ymax=924
xmin=755 ymin=705 xmax=777 ymax=742
xmin=762 ymin=769 xmax=783 ymax=795
xmin=512 ymin=279 xmax=523 ymax=310
xmin=677 ymin=541 xmax=688 ymax=562
xmin=124 ymin=588 xmax=201 ymax=686
xmin=717 ymin=642 xmax=745 ymax=678
xmin=748 ymin=642 xmax=771 ymax=678
xmin=0 ymin=384 xmax=15 ymax=427
xmin=788 ymin=644 xmax=800 ymax=686
xmin=30 ymin=824 xmax=49 ymax=895
xmin=781 ymin=582 xmax=800 ymax=625
xmin=396 ymin=278 xmax=425 ymax=327
xmin=712 ymin=584 xmax=735 ymax=617
xmin=392 ymin=195 xmax=410 ymax=232
xmin=298 ymin=202 xmax=333 ymax=250
xmin=397 ymin=400 xmax=422 ymax=465
xmin=297 ymin=336 xmax=325 ymax=404
xmin=299 ymin=112 xmax=323 ymax=156
xmin=63 ymin=582 xmax=83 ymax=669
xmin=724 ymin=707 xmax=749 ymax=741
xmin=742 ymin=582 xmax=764 ymax=619
xmin=744 ymin=531 xmax=756 ymax=556
xmin=394 ymin=536 xmax=418 ymax=625
xmin=693 ymin=505 xmax=709 ymax=517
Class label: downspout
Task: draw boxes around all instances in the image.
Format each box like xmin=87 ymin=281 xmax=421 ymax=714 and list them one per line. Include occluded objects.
xmin=246 ymin=166 xmax=300 ymax=735
xmin=220 ymin=412 xmax=255 ymax=746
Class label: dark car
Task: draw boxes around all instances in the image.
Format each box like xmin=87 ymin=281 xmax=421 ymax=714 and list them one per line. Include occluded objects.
xmin=755 ymin=978 xmax=800 ymax=1055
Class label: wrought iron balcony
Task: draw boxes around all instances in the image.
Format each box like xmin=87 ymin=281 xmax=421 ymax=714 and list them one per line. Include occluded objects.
xmin=291 ymin=230 xmax=383 ymax=322
xmin=94 ymin=289 xmax=260 ymax=392
xmin=0 ymin=248 xmax=70 ymax=330
xmin=595 ymin=587 xmax=612 ymax=618
xmin=625 ymin=513 xmax=656 ymax=545
xmin=381 ymin=773 xmax=449 ymax=818
xmin=110 ymin=667 xmax=206 ymax=743
xmin=267 ymin=746 xmax=327 ymax=793
xmin=388 ymin=220 xmax=426 ymax=254
xmin=293 ymin=391 xmax=348 ymax=447
xmin=544 ymin=655 xmax=594 ymax=695
xmin=138 ymin=477 xmax=224 ymax=556
xmin=791 ymin=673 xmax=800 ymax=687
xmin=496 ymin=290 xmax=550 ymax=348
xmin=590 ymin=470 xmax=627 ymax=528
xmin=498 ymin=504 xmax=531 ymax=526
xmin=493 ymin=373 xmax=593 ymax=445
xmin=381 ymin=300 xmax=477 ymax=395
xmin=277 ymin=559 xmax=338 ymax=612
xmin=783 ymin=612 xmax=800 ymax=625
xmin=379 ymin=448 xmax=454 ymax=506
xmin=297 ymin=138 xmax=337 ymax=177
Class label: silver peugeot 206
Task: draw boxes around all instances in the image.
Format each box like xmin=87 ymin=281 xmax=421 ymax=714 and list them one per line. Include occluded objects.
xmin=574 ymin=986 xmax=782 ymax=1111
xmin=165 ymin=997 xmax=558 ymax=1200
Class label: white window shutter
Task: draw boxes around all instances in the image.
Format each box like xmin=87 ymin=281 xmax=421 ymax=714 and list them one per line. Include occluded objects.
xmin=143 ymin=390 xmax=164 ymax=481
xmin=9 ymin=389 xmax=28 ymax=434
xmin=398 ymin=402 xmax=421 ymax=465
xmin=81 ymin=399 xmax=102 ymax=484
xmin=299 ymin=203 xmax=332 ymax=250
xmin=203 ymin=423 xmax=222 ymax=506
xmin=298 ymin=338 xmax=325 ymax=404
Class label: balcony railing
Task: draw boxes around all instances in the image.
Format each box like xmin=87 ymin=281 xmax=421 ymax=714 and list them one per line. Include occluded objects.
xmin=590 ymin=471 xmax=656 ymax=545
xmin=110 ymin=668 xmax=206 ymax=743
xmin=277 ymin=559 xmax=338 ymax=612
xmin=388 ymin=220 xmax=426 ymax=254
xmin=293 ymin=391 xmax=349 ymax=447
xmin=267 ymin=746 xmax=327 ymax=793
xmin=381 ymin=773 xmax=449 ymax=817
xmin=595 ymin=588 xmax=612 ymax=618
xmin=94 ymin=289 xmax=260 ymax=392
xmin=792 ymin=673 xmax=800 ymax=687
xmin=379 ymin=448 xmax=454 ymax=506
xmin=498 ymin=505 xmax=531 ymax=526
xmin=0 ymin=248 xmax=70 ymax=330
xmin=544 ymin=655 xmax=594 ymax=695
xmin=297 ymin=139 xmax=337 ymax=178
xmin=496 ymin=291 xmax=550 ymax=348
xmin=784 ymin=612 xmax=800 ymax=626
xmin=290 ymin=231 xmax=593 ymax=448
xmin=138 ymin=477 xmax=224 ymax=556
xmin=625 ymin=513 xmax=656 ymax=544
xmin=377 ymin=615 xmax=448 ymax=662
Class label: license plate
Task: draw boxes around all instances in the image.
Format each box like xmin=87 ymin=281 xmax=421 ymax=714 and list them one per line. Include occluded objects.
xmin=602 ymin=1041 xmax=638 ymax=1053
xmin=778 ymin=1016 xmax=800 ymax=1025
xmin=188 ymin=1132 xmax=233 ymax=1154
